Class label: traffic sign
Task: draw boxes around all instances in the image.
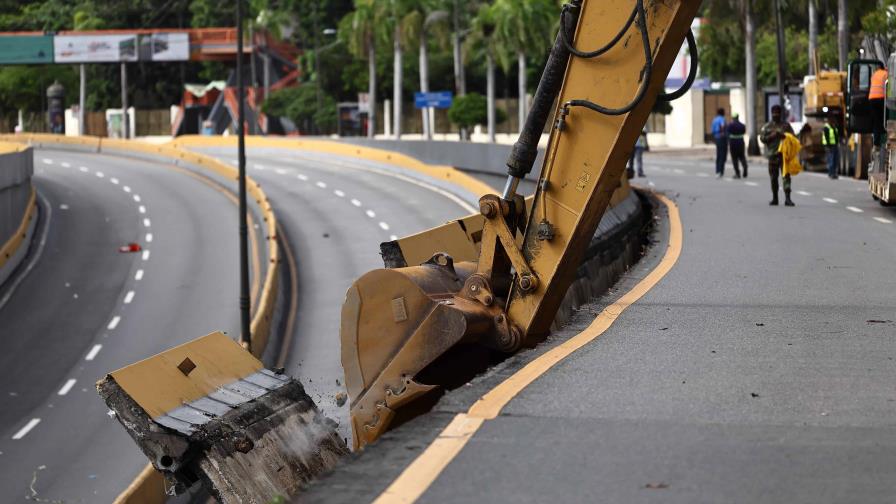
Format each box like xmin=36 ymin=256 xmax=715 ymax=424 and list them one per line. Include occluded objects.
xmin=414 ymin=91 xmax=453 ymax=109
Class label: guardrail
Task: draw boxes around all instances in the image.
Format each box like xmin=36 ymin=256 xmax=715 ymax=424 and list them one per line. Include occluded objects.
xmin=0 ymin=133 xmax=280 ymax=503
xmin=0 ymin=142 xmax=36 ymax=287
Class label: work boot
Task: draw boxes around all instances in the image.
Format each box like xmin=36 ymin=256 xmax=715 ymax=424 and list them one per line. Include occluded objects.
xmin=784 ymin=193 xmax=795 ymax=206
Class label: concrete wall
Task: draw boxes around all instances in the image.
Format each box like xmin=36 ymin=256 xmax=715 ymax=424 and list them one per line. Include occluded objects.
xmin=665 ymin=88 xmax=704 ymax=148
xmin=337 ymin=137 xmax=546 ymax=180
xmin=0 ymin=145 xmax=34 ymax=285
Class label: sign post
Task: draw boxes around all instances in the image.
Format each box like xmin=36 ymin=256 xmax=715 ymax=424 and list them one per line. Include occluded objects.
xmin=414 ymin=91 xmax=453 ymax=138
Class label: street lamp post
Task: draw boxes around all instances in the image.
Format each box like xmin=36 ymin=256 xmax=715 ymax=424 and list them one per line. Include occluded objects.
xmin=236 ymin=0 xmax=252 ymax=352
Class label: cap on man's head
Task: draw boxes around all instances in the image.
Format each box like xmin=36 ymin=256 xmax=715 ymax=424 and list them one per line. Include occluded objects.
xmin=732 ymin=112 xmax=740 ymax=119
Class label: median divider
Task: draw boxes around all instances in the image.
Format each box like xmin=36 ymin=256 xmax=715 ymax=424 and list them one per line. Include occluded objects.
xmin=0 ymin=133 xmax=280 ymax=503
xmin=0 ymin=142 xmax=37 ymax=287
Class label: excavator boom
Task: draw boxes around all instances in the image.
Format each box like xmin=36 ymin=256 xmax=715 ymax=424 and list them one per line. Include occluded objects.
xmin=343 ymin=0 xmax=701 ymax=449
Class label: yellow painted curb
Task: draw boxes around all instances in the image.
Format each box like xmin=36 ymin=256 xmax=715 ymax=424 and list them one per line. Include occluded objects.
xmin=0 ymin=133 xmax=280 ymax=503
xmin=0 ymin=184 xmax=36 ymax=272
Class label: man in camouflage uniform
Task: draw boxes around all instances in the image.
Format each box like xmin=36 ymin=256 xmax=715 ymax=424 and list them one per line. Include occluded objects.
xmin=760 ymin=104 xmax=796 ymax=206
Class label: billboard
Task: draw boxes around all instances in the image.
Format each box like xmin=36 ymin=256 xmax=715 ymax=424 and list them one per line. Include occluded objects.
xmin=54 ymin=33 xmax=189 ymax=63
xmin=0 ymin=35 xmax=54 ymax=64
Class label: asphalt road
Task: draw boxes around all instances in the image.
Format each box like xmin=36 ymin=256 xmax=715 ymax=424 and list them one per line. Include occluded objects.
xmin=0 ymin=149 xmax=244 ymax=502
xmin=302 ymin=152 xmax=896 ymax=503
xmin=197 ymin=146 xmax=476 ymax=441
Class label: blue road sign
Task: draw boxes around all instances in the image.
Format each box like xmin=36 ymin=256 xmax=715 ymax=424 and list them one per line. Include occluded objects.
xmin=414 ymin=91 xmax=453 ymax=109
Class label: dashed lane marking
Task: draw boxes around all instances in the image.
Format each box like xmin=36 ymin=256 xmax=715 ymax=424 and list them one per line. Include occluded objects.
xmin=823 ymin=197 xmax=838 ymax=203
xmin=135 ymin=269 xmax=144 ymax=281
xmin=142 ymin=250 xmax=150 ymax=261
xmin=874 ymin=217 xmax=893 ymax=224
xmin=42 ymin=159 xmax=53 ymax=165
xmin=133 ymin=194 xmax=141 ymax=202
xmin=145 ymin=233 xmax=153 ymax=243
xmin=744 ymin=181 xmax=758 ymax=186
xmin=123 ymin=291 xmax=135 ymax=304
xmin=276 ymin=168 xmax=288 ymax=175
xmin=139 ymin=205 xmax=146 ymax=214
xmin=59 ymin=204 xmax=69 ymax=210
xmin=58 ymin=379 xmax=77 ymax=396
xmin=316 ymin=181 xmax=327 ymax=189
xmin=107 ymin=316 xmax=121 ymax=330
xmin=110 ymin=177 xmax=119 ymax=185
xmin=123 ymin=186 xmax=131 ymax=193
xmin=390 ymin=234 xmax=398 ymax=240
xmin=143 ymin=218 xmax=151 ymax=227
xmin=334 ymin=190 xmax=345 ymax=197
xmin=254 ymin=163 xmax=265 ymax=170
xmin=797 ymin=190 xmax=812 ymax=196
xmin=79 ymin=167 xmax=88 ymax=173
xmin=696 ymin=173 xmax=709 ymax=177
xmin=11 ymin=418 xmax=40 ymax=440
xmin=366 ymin=209 xmax=376 ymax=218
xmin=60 ymin=162 xmax=70 ymax=168
xmin=297 ymin=174 xmax=308 ymax=181
xmin=846 ymin=206 xmax=864 ymax=213
xmin=95 ymin=171 xmax=104 ymax=178
xmin=379 ymin=222 xmax=390 ymax=230
xmin=85 ymin=344 xmax=102 ymax=361
xmin=351 ymin=198 xmax=362 ymax=207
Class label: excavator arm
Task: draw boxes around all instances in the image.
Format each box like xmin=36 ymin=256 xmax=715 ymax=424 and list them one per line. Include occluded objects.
xmin=343 ymin=0 xmax=701 ymax=449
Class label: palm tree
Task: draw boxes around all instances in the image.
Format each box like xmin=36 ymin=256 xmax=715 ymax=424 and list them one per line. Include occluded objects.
xmin=381 ymin=0 xmax=423 ymax=139
xmin=340 ymin=0 xmax=382 ymax=137
xmin=467 ymin=4 xmax=501 ymax=142
xmin=492 ymin=0 xmax=556 ymax=131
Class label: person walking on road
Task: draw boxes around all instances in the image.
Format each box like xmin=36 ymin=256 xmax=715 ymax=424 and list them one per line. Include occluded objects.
xmin=822 ymin=115 xmax=840 ymax=179
xmin=712 ymin=108 xmax=728 ymax=178
xmin=727 ymin=113 xmax=747 ymax=179
xmin=761 ymin=104 xmax=796 ymax=206
xmin=628 ymin=126 xmax=649 ymax=177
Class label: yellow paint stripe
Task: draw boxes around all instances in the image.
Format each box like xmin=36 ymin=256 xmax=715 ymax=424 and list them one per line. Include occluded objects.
xmin=373 ymin=192 xmax=682 ymax=504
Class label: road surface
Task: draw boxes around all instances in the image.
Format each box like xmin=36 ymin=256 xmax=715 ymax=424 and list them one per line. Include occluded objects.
xmin=0 ymin=149 xmax=246 ymax=502
xmin=301 ymin=152 xmax=896 ymax=503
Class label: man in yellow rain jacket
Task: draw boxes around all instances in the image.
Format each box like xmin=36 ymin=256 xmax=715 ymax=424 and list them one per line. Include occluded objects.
xmin=760 ymin=104 xmax=796 ymax=206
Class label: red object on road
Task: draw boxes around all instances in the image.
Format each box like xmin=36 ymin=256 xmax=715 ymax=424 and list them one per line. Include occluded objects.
xmin=118 ymin=243 xmax=142 ymax=253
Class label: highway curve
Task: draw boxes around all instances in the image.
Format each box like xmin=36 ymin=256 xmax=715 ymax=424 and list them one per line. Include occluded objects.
xmin=198 ymin=145 xmax=477 ymax=440
xmin=0 ymin=149 xmax=247 ymax=502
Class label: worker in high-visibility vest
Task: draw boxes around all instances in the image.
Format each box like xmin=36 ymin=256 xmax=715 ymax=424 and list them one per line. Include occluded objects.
xmin=821 ymin=115 xmax=840 ymax=179
xmin=869 ymin=66 xmax=887 ymax=146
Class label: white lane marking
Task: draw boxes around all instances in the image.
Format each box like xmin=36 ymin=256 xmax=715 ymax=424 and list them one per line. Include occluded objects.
xmin=59 ymin=204 xmax=69 ymax=210
xmin=846 ymin=206 xmax=864 ymax=213
xmin=873 ymin=217 xmax=893 ymax=224
xmin=142 ymin=250 xmax=150 ymax=261
xmin=58 ymin=379 xmax=77 ymax=396
xmin=107 ymin=316 xmax=121 ymax=330
xmin=143 ymin=218 xmax=151 ymax=227
xmin=133 ymin=194 xmax=141 ymax=202
xmin=138 ymin=205 xmax=146 ymax=214
xmin=42 ymin=159 xmax=53 ymax=165
xmin=79 ymin=166 xmax=89 ymax=173
xmin=123 ymin=185 xmax=131 ymax=193
xmin=390 ymin=234 xmax=398 ymax=241
xmin=145 ymin=233 xmax=153 ymax=243
xmin=744 ymin=181 xmax=758 ymax=186
xmin=351 ymin=199 xmax=362 ymax=207
xmin=648 ymin=181 xmax=656 ymax=187
xmin=334 ymin=190 xmax=345 ymax=197
xmin=12 ymin=418 xmax=40 ymax=440
xmin=673 ymin=168 xmax=685 ymax=174
xmin=60 ymin=162 xmax=71 ymax=168
xmin=379 ymin=222 xmax=390 ymax=230
xmin=85 ymin=344 xmax=102 ymax=361
xmin=297 ymin=174 xmax=308 ymax=181
xmin=797 ymin=190 xmax=812 ymax=196
xmin=365 ymin=209 xmax=376 ymax=218
xmin=823 ymin=197 xmax=838 ymax=203
xmin=254 ymin=163 xmax=265 ymax=170
xmin=696 ymin=173 xmax=709 ymax=178
xmin=95 ymin=171 xmax=105 ymax=178
xmin=110 ymin=177 xmax=119 ymax=185
xmin=123 ymin=291 xmax=135 ymax=304
xmin=276 ymin=168 xmax=288 ymax=175
xmin=316 ymin=181 xmax=327 ymax=188
xmin=135 ymin=269 xmax=144 ymax=281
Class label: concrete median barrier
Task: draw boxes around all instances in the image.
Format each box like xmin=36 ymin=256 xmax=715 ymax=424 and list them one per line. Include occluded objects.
xmin=0 ymin=142 xmax=37 ymax=288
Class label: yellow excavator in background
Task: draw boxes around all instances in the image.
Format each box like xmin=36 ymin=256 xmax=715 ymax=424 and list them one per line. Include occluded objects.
xmin=99 ymin=1 xmax=703 ymax=501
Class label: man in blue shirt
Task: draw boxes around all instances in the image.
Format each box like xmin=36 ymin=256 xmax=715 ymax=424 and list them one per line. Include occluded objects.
xmin=727 ymin=113 xmax=747 ymax=179
xmin=711 ymin=108 xmax=727 ymax=177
